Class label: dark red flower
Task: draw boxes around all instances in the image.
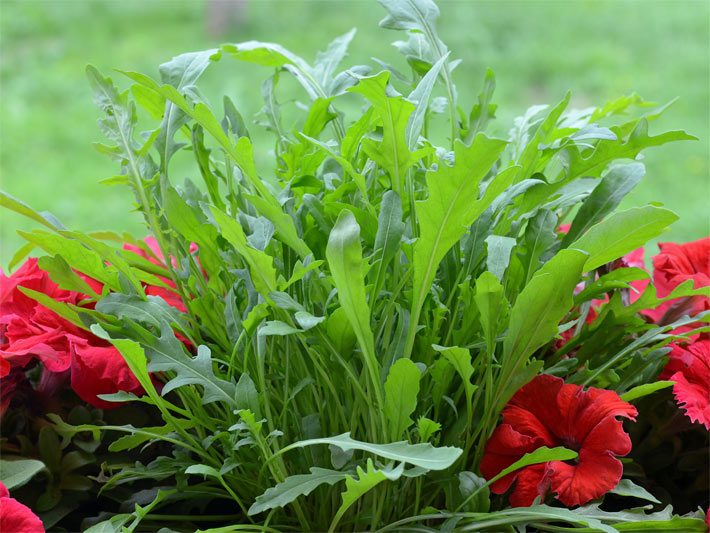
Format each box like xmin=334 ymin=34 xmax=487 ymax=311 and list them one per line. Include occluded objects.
xmin=0 ymin=370 xmax=25 ymax=418
xmin=0 ymin=482 xmax=45 ymax=532
xmin=480 ymin=374 xmax=637 ymax=507
xmin=644 ymin=237 xmax=710 ymax=325
xmin=660 ymin=339 xmax=710 ymax=430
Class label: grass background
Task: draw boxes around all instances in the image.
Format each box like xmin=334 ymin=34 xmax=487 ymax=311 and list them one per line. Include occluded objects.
xmin=1 ymin=0 xmax=708 ymax=267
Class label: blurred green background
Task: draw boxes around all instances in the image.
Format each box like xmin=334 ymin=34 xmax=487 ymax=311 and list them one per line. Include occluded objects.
xmin=1 ymin=0 xmax=708 ymax=267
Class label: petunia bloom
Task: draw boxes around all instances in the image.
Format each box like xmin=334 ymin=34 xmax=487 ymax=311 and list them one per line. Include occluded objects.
xmin=0 ymin=258 xmax=86 ymax=373
xmin=0 ymin=482 xmax=45 ymax=533
xmin=480 ymin=374 xmax=637 ymax=507
xmin=660 ymin=338 xmax=710 ymax=430
xmin=0 ymin=258 xmax=143 ymax=410
xmin=644 ymin=237 xmax=710 ymax=325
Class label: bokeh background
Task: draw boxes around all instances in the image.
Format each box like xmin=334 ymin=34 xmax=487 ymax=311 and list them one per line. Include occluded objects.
xmin=1 ymin=0 xmax=708 ymax=267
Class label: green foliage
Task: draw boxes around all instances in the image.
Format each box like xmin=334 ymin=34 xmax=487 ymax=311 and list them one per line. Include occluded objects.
xmin=0 ymin=459 xmax=46 ymax=490
xmin=2 ymin=0 xmax=705 ymax=530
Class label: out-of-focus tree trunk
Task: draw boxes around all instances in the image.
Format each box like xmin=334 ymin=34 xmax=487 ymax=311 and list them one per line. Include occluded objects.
xmin=206 ymin=0 xmax=247 ymax=38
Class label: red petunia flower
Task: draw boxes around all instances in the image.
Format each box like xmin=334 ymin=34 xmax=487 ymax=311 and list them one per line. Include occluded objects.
xmin=644 ymin=237 xmax=710 ymax=325
xmin=0 ymin=258 xmax=144 ymax=410
xmin=0 ymin=482 xmax=45 ymax=532
xmin=660 ymin=338 xmax=710 ymax=430
xmin=0 ymin=258 xmax=86 ymax=373
xmin=480 ymin=374 xmax=637 ymax=507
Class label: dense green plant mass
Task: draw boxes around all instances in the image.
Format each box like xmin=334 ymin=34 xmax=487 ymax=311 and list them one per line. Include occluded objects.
xmin=2 ymin=0 xmax=708 ymax=531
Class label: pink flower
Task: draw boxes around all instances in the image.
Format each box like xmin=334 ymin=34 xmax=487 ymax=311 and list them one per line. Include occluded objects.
xmin=0 ymin=482 xmax=44 ymax=532
xmin=660 ymin=338 xmax=710 ymax=430
xmin=0 ymin=259 xmax=85 ymax=373
xmin=0 ymin=259 xmax=143 ymax=410
xmin=644 ymin=237 xmax=710 ymax=325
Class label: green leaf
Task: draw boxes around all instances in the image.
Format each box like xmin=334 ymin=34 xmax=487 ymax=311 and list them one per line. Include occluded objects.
xmin=574 ymin=267 xmax=649 ymax=304
xmin=313 ymin=28 xmax=357 ymax=88
xmin=495 ymin=250 xmax=587 ymax=411
xmin=503 ymin=249 xmax=587 ymax=363
xmin=485 ymin=235 xmax=516 ymax=281
xmin=609 ymin=479 xmax=660 ymax=504
xmin=248 ymin=467 xmax=349 ymax=515
xmin=570 ymin=206 xmax=678 ymax=271
xmin=330 ymin=459 xmax=404 ymax=532
xmin=348 ymin=71 xmax=427 ymax=194
xmin=406 ymin=53 xmax=448 ymax=149
xmin=279 ymin=432 xmax=462 ymax=471
xmin=38 ymin=255 xmax=99 ymax=297
xmin=378 ymin=0 xmax=457 ymax=135
xmin=294 ymin=311 xmax=325 ymax=330
xmin=83 ymin=515 xmax=131 ymax=533
xmin=259 ymin=320 xmax=302 ymax=336
xmin=18 ymin=230 xmax=121 ymax=291
xmin=0 ymin=190 xmax=63 ymax=230
xmin=223 ymin=40 xmax=331 ymax=100
xmin=163 ymin=187 xmax=222 ymax=276
xmin=498 ymin=447 xmax=577 ymax=481
xmin=474 ymin=271 xmax=508 ymax=356
xmin=562 ymin=162 xmax=645 ymax=245
xmin=384 ymin=358 xmax=421 ymax=440
xmin=407 ymin=137 xmax=510 ymax=356
xmin=143 ymin=326 xmax=237 ymax=406
xmin=416 ymin=417 xmax=441 ymax=442
xmin=465 ymin=68 xmax=497 ymax=142
xmin=326 ymin=210 xmax=383 ymax=408
xmin=96 ymin=293 xmax=187 ymax=331
xmin=614 ymin=518 xmax=706 ymax=531
xmin=211 ymin=206 xmax=279 ymax=298
xmin=520 ymin=209 xmax=558 ymax=282
xmin=108 ymin=421 xmax=193 ymax=452
xmin=458 ymin=471 xmax=490 ymax=512
xmin=184 ymin=464 xmax=222 ymax=480
xmin=373 ymin=191 xmax=405 ymax=275
xmin=620 ymin=381 xmax=674 ymax=402
xmin=433 ymin=346 xmax=477 ymax=408
xmin=563 ymin=119 xmax=696 ymax=182
xmin=235 ymin=373 xmax=262 ymax=419
xmin=512 ymin=95 xmax=570 ymax=182
xmin=0 ymin=458 xmax=46 ymax=490
xmin=156 ymin=49 xmax=221 ymax=169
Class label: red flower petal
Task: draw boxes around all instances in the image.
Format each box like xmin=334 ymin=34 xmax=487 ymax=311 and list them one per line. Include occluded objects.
xmin=581 ymin=415 xmax=632 ymax=456
xmin=670 ymin=342 xmax=710 ymax=429
xmin=653 ymin=238 xmax=710 ymax=298
xmin=0 ymin=483 xmax=44 ymax=533
xmin=70 ymin=340 xmax=143 ymax=409
xmin=563 ymin=387 xmax=637 ymax=447
xmin=508 ymin=463 xmax=550 ymax=507
xmin=502 ymin=405 xmax=557 ymax=447
xmin=507 ymin=374 xmax=567 ymax=438
xmin=480 ymin=424 xmax=541 ymax=494
xmin=480 ymin=375 xmax=637 ymax=508
xmin=549 ymin=449 xmax=624 ymax=507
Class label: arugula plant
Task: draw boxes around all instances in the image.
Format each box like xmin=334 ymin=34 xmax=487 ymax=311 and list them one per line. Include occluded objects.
xmin=3 ymin=0 xmax=708 ymax=530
